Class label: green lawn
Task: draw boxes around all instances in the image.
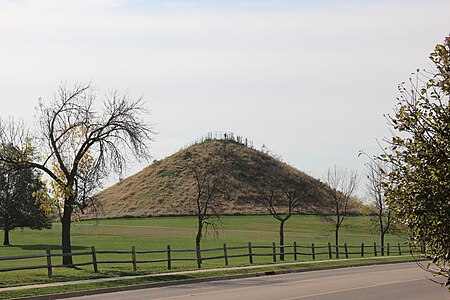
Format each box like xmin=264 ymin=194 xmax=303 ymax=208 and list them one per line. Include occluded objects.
xmin=0 ymin=215 xmax=409 ymax=287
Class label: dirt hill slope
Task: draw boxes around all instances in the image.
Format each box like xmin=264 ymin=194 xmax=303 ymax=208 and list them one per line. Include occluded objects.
xmin=83 ymin=138 xmax=360 ymax=219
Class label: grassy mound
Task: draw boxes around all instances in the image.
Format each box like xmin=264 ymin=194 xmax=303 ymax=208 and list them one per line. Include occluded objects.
xmin=85 ymin=139 xmax=361 ymax=219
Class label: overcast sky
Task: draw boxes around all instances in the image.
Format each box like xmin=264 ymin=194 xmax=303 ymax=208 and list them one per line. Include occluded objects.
xmin=0 ymin=0 xmax=449 ymax=197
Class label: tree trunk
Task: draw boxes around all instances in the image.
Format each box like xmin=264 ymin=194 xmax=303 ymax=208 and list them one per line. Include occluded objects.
xmin=279 ymin=220 xmax=285 ymax=261
xmin=61 ymin=203 xmax=73 ymax=266
xmin=195 ymin=221 xmax=203 ymax=268
xmin=3 ymin=224 xmax=9 ymax=246
xmin=379 ymin=212 xmax=384 ymax=256
xmin=335 ymin=228 xmax=339 ymax=248
xmin=3 ymin=188 xmax=11 ymax=246
xmin=335 ymin=212 xmax=341 ymax=256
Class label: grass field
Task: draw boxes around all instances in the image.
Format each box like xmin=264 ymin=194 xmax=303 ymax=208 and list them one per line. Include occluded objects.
xmin=0 ymin=215 xmax=409 ymax=288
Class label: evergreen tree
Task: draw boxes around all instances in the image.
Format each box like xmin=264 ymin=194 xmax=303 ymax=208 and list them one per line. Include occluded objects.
xmin=0 ymin=159 xmax=51 ymax=246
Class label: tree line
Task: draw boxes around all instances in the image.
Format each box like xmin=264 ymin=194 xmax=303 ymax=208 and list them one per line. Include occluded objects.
xmin=0 ymin=84 xmax=391 ymax=265
xmin=180 ymin=142 xmax=393 ymax=262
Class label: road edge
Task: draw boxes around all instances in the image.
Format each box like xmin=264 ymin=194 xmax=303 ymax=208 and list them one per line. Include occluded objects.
xmin=8 ymin=259 xmax=422 ymax=300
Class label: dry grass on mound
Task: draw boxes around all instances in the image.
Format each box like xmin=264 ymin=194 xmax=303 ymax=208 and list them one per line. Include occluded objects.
xmin=83 ymin=140 xmax=363 ymax=220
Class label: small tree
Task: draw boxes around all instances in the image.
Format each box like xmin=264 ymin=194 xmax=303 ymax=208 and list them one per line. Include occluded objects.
xmin=253 ymin=171 xmax=313 ymax=260
xmin=182 ymin=145 xmax=230 ymax=267
xmin=317 ymin=166 xmax=358 ymax=248
xmin=0 ymin=146 xmax=51 ymax=246
xmin=381 ymin=36 xmax=450 ymax=285
xmin=0 ymin=83 xmax=153 ymax=265
xmin=365 ymin=160 xmax=393 ymax=255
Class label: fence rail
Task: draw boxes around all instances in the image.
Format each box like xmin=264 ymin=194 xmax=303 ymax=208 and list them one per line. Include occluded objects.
xmin=0 ymin=242 xmax=424 ymax=278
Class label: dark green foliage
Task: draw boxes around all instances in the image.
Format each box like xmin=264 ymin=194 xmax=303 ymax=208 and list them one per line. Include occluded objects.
xmin=0 ymin=161 xmax=51 ymax=246
xmin=382 ymin=36 xmax=450 ymax=285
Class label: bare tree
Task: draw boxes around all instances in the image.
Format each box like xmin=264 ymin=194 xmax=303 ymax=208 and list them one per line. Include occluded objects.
xmin=253 ymin=171 xmax=313 ymax=260
xmin=0 ymin=83 xmax=154 ymax=265
xmin=317 ymin=166 xmax=359 ymax=249
xmin=365 ymin=160 xmax=393 ymax=255
xmin=182 ymin=146 xmax=229 ymax=268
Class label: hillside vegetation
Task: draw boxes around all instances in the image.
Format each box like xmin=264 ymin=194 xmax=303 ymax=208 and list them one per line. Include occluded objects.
xmin=84 ymin=138 xmax=362 ymax=219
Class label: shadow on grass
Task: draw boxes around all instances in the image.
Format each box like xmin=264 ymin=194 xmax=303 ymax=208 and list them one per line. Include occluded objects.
xmin=10 ymin=244 xmax=89 ymax=251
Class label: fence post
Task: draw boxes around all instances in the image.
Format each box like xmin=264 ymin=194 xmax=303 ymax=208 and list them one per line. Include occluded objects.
xmin=361 ymin=243 xmax=364 ymax=257
xmin=223 ymin=243 xmax=229 ymax=267
xmin=248 ymin=242 xmax=253 ymax=264
xmin=398 ymin=243 xmax=401 ymax=255
xmin=311 ymin=243 xmax=316 ymax=260
xmin=293 ymin=241 xmax=298 ymax=261
xmin=131 ymin=246 xmax=137 ymax=272
xmin=344 ymin=243 xmax=348 ymax=259
xmin=373 ymin=243 xmax=377 ymax=257
xmin=387 ymin=243 xmax=390 ymax=256
xmin=46 ymin=249 xmax=52 ymax=278
xmin=91 ymin=246 xmax=98 ymax=273
xmin=272 ymin=242 xmax=277 ymax=262
xmin=167 ymin=245 xmax=172 ymax=270
xmin=327 ymin=242 xmax=332 ymax=259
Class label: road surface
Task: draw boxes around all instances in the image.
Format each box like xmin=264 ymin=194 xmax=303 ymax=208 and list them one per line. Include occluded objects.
xmin=69 ymin=262 xmax=449 ymax=299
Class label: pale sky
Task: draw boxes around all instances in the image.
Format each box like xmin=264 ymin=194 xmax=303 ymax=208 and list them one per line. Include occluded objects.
xmin=0 ymin=0 xmax=449 ymax=197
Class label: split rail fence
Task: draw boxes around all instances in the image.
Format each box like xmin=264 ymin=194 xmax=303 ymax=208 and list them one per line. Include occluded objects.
xmin=0 ymin=242 xmax=425 ymax=278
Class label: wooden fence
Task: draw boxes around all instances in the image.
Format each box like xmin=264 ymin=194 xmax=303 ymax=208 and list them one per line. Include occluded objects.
xmin=0 ymin=242 xmax=424 ymax=278
xmin=184 ymin=131 xmax=255 ymax=150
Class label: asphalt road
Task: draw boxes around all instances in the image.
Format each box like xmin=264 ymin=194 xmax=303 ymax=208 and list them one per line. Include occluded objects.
xmin=69 ymin=262 xmax=449 ymax=299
